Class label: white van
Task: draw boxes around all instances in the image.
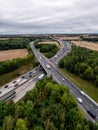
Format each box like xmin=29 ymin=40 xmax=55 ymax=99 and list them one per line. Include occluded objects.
xmin=38 ymin=74 xmax=45 ymax=79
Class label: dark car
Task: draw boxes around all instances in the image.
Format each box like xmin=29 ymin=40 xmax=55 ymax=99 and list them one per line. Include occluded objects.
xmin=13 ymin=81 xmax=16 ymax=84
xmin=29 ymin=75 xmax=32 ymax=77
xmin=14 ymin=84 xmax=18 ymax=87
xmin=21 ymin=76 xmax=25 ymax=78
xmin=29 ymin=72 xmax=32 ymax=74
xmin=87 ymin=110 xmax=96 ymax=119
xmin=4 ymin=85 xmax=9 ymax=88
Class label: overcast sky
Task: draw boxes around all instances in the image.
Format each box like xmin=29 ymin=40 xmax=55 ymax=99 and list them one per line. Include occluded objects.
xmin=0 ymin=0 xmax=98 ymax=34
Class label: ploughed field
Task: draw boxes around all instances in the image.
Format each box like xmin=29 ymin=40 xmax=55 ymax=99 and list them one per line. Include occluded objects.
xmin=0 ymin=49 xmax=28 ymax=61
xmin=72 ymin=41 xmax=98 ymax=51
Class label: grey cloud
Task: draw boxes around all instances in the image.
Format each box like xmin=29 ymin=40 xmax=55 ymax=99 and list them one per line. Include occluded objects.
xmin=0 ymin=0 xmax=98 ymax=34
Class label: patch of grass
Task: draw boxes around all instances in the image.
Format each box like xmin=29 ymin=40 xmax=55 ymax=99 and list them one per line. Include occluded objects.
xmin=0 ymin=62 xmax=34 ymax=87
xmin=59 ymin=68 xmax=98 ymax=103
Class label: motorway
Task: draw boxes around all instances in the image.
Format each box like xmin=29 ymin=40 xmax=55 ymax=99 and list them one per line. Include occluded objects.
xmin=0 ymin=66 xmax=44 ymax=101
xmin=30 ymin=40 xmax=98 ymax=123
xmin=0 ymin=39 xmax=66 ymax=102
xmin=0 ymin=38 xmax=98 ymax=122
xmin=13 ymin=39 xmax=68 ymax=103
xmin=13 ymin=72 xmax=43 ymax=103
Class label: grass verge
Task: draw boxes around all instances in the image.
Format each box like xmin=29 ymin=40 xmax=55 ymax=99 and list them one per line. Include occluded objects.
xmin=0 ymin=62 xmax=34 ymax=87
xmin=59 ymin=68 xmax=98 ymax=103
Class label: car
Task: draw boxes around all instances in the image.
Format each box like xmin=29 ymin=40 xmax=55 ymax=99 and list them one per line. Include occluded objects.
xmin=29 ymin=72 xmax=32 ymax=74
xmin=33 ymin=70 xmax=36 ymax=73
xmin=29 ymin=75 xmax=32 ymax=77
xmin=8 ymin=86 xmax=12 ymax=89
xmin=87 ymin=110 xmax=96 ymax=119
xmin=0 ymin=91 xmax=2 ymax=94
xmin=77 ymin=97 xmax=83 ymax=104
xmin=13 ymin=81 xmax=16 ymax=84
xmin=46 ymin=64 xmax=51 ymax=69
xmin=80 ymin=90 xmax=85 ymax=95
xmin=62 ymin=78 xmax=65 ymax=81
xmin=14 ymin=84 xmax=18 ymax=87
xmin=4 ymin=85 xmax=9 ymax=88
xmin=40 ymin=57 xmax=42 ymax=59
xmin=21 ymin=76 xmax=25 ymax=78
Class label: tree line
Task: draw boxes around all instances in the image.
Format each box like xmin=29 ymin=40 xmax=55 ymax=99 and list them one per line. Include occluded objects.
xmin=35 ymin=42 xmax=58 ymax=58
xmin=59 ymin=45 xmax=98 ymax=87
xmin=81 ymin=37 xmax=98 ymax=42
xmin=0 ymin=38 xmax=35 ymax=75
xmin=0 ymin=78 xmax=98 ymax=130
xmin=0 ymin=54 xmax=34 ymax=75
xmin=0 ymin=38 xmax=30 ymax=50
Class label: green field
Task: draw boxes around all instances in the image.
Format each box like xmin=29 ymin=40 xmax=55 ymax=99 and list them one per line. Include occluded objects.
xmin=0 ymin=63 xmax=34 ymax=87
xmin=59 ymin=68 xmax=98 ymax=103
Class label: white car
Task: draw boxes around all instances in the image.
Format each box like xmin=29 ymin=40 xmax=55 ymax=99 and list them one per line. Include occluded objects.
xmin=33 ymin=70 xmax=36 ymax=73
xmin=62 ymin=78 xmax=65 ymax=81
xmin=80 ymin=90 xmax=85 ymax=95
xmin=54 ymin=55 xmax=57 ymax=58
xmin=46 ymin=64 xmax=51 ymax=69
xmin=77 ymin=97 xmax=83 ymax=104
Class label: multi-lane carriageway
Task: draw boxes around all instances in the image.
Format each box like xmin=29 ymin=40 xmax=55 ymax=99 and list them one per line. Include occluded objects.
xmin=0 ymin=38 xmax=98 ymax=123
xmin=0 ymin=39 xmax=68 ymax=102
xmin=30 ymin=40 xmax=98 ymax=123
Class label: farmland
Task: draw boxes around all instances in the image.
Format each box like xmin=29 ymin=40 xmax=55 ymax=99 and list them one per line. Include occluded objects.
xmin=56 ymin=36 xmax=80 ymax=40
xmin=72 ymin=41 xmax=98 ymax=51
xmin=0 ymin=49 xmax=28 ymax=61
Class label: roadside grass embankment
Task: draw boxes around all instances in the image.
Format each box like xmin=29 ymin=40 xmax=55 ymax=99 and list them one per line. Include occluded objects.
xmin=59 ymin=68 xmax=98 ymax=103
xmin=0 ymin=62 xmax=34 ymax=87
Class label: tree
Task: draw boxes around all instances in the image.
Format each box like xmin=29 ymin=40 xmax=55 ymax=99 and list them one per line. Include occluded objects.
xmin=44 ymin=119 xmax=57 ymax=130
xmin=61 ymin=91 xmax=68 ymax=105
xmin=75 ymin=63 xmax=88 ymax=75
xmin=2 ymin=116 xmax=14 ymax=130
xmin=14 ymin=119 xmax=27 ymax=130
xmin=15 ymin=105 xmax=24 ymax=120
xmin=66 ymin=108 xmax=83 ymax=130
xmin=83 ymin=67 xmax=94 ymax=80
xmin=83 ymin=124 xmax=90 ymax=130
xmin=34 ymin=126 xmax=44 ymax=130
xmin=58 ymin=58 xmax=64 ymax=68
xmin=24 ymin=100 xmax=34 ymax=118
xmin=95 ymin=75 xmax=98 ymax=87
xmin=0 ymin=102 xmax=7 ymax=126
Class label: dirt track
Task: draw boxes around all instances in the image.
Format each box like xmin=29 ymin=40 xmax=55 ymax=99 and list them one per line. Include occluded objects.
xmin=0 ymin=49 xmax=28 ymax=61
